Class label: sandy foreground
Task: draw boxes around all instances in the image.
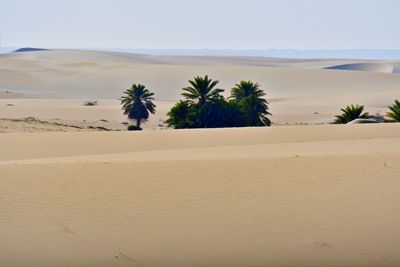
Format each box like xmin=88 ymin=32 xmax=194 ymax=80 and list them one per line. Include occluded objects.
xmin=1 ymin=124 xmax=400 ymax=266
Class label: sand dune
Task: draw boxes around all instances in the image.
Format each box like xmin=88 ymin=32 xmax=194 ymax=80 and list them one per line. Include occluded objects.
xmin=1 ymin=124 xmax=400 ymax=266
xmin=4 ymin=49 xmax=400 ymax=69
xmin=1 ymin=49 xmax=400 ymax=100
xmin=1 ymin=123 xmax=399 ymax=162
xmin=1 ymin=49 xmax=400 ymax=128
xmin=4 ymin=62 xmax=399 ymax=101
xmin=0 ymin=49 xmax=374 ymax=67
xmin=1 ymin=49 xmax=400 ymax=265
xmin=325 ymin=63 xmax=400 ymax=73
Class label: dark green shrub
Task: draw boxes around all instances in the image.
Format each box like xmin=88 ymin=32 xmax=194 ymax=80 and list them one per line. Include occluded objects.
xmin=386 ymin=99 xmax=400 ymax=122
xmin=334 ymin=104 xmax=370 ymax=124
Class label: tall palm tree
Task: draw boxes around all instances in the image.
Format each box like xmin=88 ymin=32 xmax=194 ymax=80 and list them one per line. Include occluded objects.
xmin=334 ymin=104 xmax=370 ymax=124
xmin=121 ymin=84 xmax=156 ymax=129
xmin=230 ymin=81 xmax=271 ymax=126
xmin=386 ymin=99 xmax=400 ymax=122
xmin=181 ymin=75 xmax=224 ymax=106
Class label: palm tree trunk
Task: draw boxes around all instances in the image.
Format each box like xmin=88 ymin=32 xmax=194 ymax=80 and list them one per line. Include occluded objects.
xmin=136 ymin=119 xmax=141 ymax=128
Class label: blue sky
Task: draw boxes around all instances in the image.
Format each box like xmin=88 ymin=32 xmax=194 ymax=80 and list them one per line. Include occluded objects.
xmin=0 ymin=0 xmax=399 ymax=49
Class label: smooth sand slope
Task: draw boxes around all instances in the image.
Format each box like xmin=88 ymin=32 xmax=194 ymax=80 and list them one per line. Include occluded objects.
xmin=1 ymin=124 xmax=400 ymax=266
xmin=1 ymin=49 xmax=400 ymax=101
xmin=1 ymin=49 xmax=400 ymax=129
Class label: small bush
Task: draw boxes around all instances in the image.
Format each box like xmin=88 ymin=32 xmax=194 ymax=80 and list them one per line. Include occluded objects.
xmin=127 ymin=125 xmax=142 ymax=131
xmin=83 ymin=101 xmax=98 ymax=106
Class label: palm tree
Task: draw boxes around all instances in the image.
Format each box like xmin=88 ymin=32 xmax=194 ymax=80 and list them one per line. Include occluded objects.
xmin=334 ymin=104 xmax=370 ymax=124
xmin=240 ymin=95 xmax=271 ymax=126
xmin=230 ymin=81 xmax=271 ymax=126
xmin=121 ymin=84 xmax=156 ymax=129
xmin=386 ymin=99 xmax=400 ymax=122
xmin=231 ymin=81 xmax=266 ymax=102
xmin=181 ymin=75 xmax=224 ymax=106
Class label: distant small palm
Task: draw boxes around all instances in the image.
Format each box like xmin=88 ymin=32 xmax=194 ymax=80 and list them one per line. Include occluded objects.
xmin=334 ymin=104 xmax=370 ymax=124
xmin=386 ymin=99 xmax=400 ymax=122
xmin=121 ymin=84 xmax=156 ymax=129
xmin=181 ymin=75 xmax=224 ymax=106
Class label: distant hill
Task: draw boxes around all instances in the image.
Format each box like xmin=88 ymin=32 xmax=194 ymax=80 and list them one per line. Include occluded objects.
xmin=325 ymin=63 xmax=400 ymax=74
xmin=2 ymin=47 xmax=400 ymax=60
xmin=13 ymin=47 xmax=49 ymax=53
xmin=98 ymin=48 xmax=400 ymax=60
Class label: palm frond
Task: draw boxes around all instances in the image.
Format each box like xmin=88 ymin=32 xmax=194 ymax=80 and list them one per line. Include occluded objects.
xmin=386 ymin=99 xmax=400 ymax=122
xmin=181 ymin=75 xmax=223 ymax=106
xmin=334 ymin=104 xmax=369 ymax=124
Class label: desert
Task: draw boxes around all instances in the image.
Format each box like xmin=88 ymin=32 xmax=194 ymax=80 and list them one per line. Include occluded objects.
xmin=1 ymin=47 xmax=400 ymax=266
xmin=4 ymin=0 xmax=400 ymax=265
xmin=1 ymin=49 xmax=400 ymax=132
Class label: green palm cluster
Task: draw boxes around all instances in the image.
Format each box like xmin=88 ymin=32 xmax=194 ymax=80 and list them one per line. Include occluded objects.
xmin=165 ymin=75 xmax=271 ymax=129
xmin=120 ymin=78 xmax=399 ymax=130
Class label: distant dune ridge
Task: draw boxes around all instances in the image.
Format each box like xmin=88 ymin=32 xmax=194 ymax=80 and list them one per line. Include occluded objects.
xmin=325 ymin=63 xmax=400 ymax=74
xmin=13 ymin=47 xmax=49 ymax=53
xmin=4 ymin=48 xmax=400 ymax=69
xmin=3 ymin=47 xmax=400 ymax=59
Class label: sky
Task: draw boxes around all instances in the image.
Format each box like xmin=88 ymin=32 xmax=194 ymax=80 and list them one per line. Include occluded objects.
xmin=0 ymin=0 xmax=399 ymax=50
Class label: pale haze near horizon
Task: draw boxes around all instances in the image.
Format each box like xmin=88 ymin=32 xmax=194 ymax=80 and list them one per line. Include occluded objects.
xmin=0 ymin=0 xmax=399 ymax=50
